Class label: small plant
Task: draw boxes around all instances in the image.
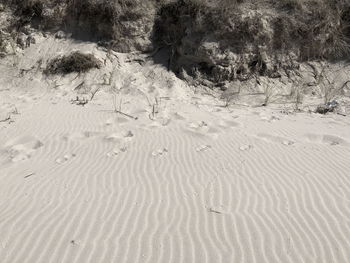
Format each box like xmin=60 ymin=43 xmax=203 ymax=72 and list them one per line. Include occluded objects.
xmin=70 ymin=96 xmax=89 ymax=106
xmin=260 ymin=79 xmax=277 ymax=106
xmin=221 ymin=91 xmax=239 ymax=108
xmin=315 ymin=101 xmax=339 ymax=114
xmin=317 ymin=64 xmax=349 ymax=104
xmin=112 ymin=94 xmax=137 ymax=120
xmin=44 ymin=52 xmax=101 ymax=75
xmin=149 ymin=97 xmax=160 ymax=120
xmin=290 ymin=80 xmax=305 ymax=111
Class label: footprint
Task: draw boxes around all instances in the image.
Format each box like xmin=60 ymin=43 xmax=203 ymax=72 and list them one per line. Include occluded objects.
xmin=106 ymin=146 xmax=127 ymax=157
xmin=104 ymin=130 xmax=134 ymax=143
xmin=189 ymin=121 xmax=208 ymax=130
xmin=323 ymin=135 xmax=348 ymax=146
xmin=255 ymin=133 xmax=295 ymax=146
xmin=151 ymin=148 xmax=168 ymax=157
xmin=105 ymin=116 xmax=129 ymax=127
xmin=144 ymin=117 xmax=171 ymax=130
xmin=4 ymin=136 xmax=43 ymax=162
xmin=63 ymin=131 xmax=100 ymax=141
xmin=239 ymin=144 xmax=253 ymax=151
xmin=104 ymin=130 xmax=135 ymax=157
xmin=160 ymin=117 xmax=171 ymax=127
xmin=217 ymin=119 xmax=242 ymax=129
xmin=304 ymin=134 xmax=349 ymax=146
xmin=185 ymin=121 xmax=220 ymax=139
xmin=55 ymin=153 xmax=76 ymax=164
xmin=259 ymin=113 xmax=280 ymax=122
xmin=282 ymin=140 xmax=295 ymax=146
xmin=172 ymin=112 xmax=186 ymax=121
xmin=196 ymin=144 xmax=212 ymax=152
xmin=223 ymin=120 xmax=241 ymax=128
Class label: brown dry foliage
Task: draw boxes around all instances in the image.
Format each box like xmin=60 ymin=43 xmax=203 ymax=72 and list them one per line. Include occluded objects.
xmin=44 ymin=52 xmax=101 ymax=75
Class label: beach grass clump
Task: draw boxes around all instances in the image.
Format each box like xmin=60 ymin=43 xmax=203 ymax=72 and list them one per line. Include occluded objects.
xmin=44 ymin=51 xmax=101 ymax=75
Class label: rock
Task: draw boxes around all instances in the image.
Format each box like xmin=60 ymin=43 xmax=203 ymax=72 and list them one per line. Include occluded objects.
xmin=25 ymin=35 xmax=36 ymax=47
xmin=316 ymin=101 xmax=339 ymax=114
xmin=269 ymin=71 xmax=282 ymax=78
xmin=55 ymin=31 xmax=66 ymax=39
xmin=21 ymin=25 xmax=35 ymax=35
xmin=1 ymin=41 xmax=14 ymax=54
xmin=0 ymin=30 xmax=14 ymax=55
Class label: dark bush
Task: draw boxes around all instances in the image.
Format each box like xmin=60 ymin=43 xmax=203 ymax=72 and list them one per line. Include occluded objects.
xmin=44 ymin=52 xmax=101 ymax=75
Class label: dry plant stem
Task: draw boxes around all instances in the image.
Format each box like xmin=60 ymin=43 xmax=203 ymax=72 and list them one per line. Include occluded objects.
xmin=0 ymin=116 xmax=11 ymax=122
xmin=24 ymin=173 xmax=35 ymax=178
xmin=112 ymin=95 xmax=137 ymax=120
xmin=74 ymin=81 xmax=85 ymax=91
xmin=340 ymin=80 xmax=350 ymax=92
xmin=90 ymin=86 xmax=101 ymax=101
xmin=337 ymin=112 xmax=347 ymax=117
xmin=317 ymin=63 xmax=350 ymax=104
xmin=115 ymin=110 xmax=138 ymax=120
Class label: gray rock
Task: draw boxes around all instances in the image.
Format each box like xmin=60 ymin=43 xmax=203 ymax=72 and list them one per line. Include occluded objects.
xmin=55 ymin=31 xmax=66 ymax=39
xmin=16 ymin=33 xmax=27 ymax=49
xmin=316 ymin=101 xmax=339 ymax=114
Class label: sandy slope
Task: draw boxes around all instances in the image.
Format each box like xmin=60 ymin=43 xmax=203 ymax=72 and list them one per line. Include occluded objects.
xmin=1 ymin=37 xmax=350 ymax=263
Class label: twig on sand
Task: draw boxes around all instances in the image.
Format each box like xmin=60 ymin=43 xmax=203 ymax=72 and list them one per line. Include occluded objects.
xmin=337 ymin=113 xmax=347 ymax=117
xmin=0 ymin=116 xmax=11 ymax=123
xmin=115 ymin=110 xmax=138 ymax=120
xmin=208 ymin=207 xmax=222 ymax=214
xmin=24 ymin=173 xmax=35 ymax=178
xmin=90 ymin=86 xmax=102 ymax=101
xmin=74 ymin=81 xmax=85 ymax=91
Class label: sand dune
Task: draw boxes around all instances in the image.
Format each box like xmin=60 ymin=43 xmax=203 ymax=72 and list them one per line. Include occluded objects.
xmin=1 ymin=37 xmax=350 ymax=263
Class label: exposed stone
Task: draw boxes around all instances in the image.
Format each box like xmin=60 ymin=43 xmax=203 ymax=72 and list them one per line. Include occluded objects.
xmin=55 ymin=30 xmax=66 ymax=39
xmin=16 ymin=33 xmax=27 ymax=49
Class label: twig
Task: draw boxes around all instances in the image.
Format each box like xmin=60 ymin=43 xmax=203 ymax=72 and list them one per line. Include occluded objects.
xmin=0 ymin=116 xmax=11 ymax=122
xmin=90 ymin=86 xmax=101 ymax=101
xmin=115 ymin=110 xmax=138 ymax=120
xmin=24 ymin=173 xmax=35 ymax=179
xmin=340 ymin=80 xmax=350 ymax=91
xmin=208 ymin=208 xmax=222 ymax=214
xmin=74 ymin=81 xmax=85 ymax=91
xmin=337 ymin=113 xmax=347 ymax=117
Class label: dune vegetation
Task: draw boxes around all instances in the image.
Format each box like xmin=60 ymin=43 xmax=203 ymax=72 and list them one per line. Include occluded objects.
xmin=1 ymin=0 xmax=350 ymax=83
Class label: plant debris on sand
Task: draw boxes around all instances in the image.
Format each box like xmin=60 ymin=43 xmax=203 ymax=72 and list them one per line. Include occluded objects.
xmin=44 ymin=51 xmax=100 ymax=75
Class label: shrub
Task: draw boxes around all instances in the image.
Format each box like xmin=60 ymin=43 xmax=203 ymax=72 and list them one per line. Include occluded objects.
xmin=44 ymin=51 xmax=101 ymax=75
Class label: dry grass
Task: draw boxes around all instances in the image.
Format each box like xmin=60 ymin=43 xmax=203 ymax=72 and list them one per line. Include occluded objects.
xmin=2 ymin=0 xmax=350 ymax=83
xmin=3 ymin=0 xmax=350 ymax=60
xmin=44 ymin=52 xmax=101 ymax=75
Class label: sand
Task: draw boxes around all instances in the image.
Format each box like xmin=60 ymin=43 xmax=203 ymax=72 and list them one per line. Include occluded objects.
xmin=1 ymin=36 xmax=350 ymax=263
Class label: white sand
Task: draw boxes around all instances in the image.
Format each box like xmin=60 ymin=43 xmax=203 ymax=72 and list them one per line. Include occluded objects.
xmin=1 ymin=36 xmax=350 ymax=263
